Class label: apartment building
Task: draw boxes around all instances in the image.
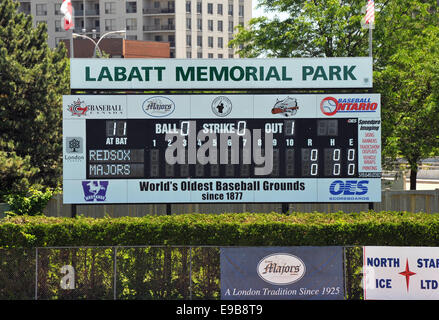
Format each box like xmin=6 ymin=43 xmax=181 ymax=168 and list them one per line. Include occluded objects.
xmin=17 ymin=0 xmax=252 ymax=58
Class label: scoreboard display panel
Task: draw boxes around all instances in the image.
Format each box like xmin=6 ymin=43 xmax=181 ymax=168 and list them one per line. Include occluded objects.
xmin=63 ymin=94 xmax=381 ymax=204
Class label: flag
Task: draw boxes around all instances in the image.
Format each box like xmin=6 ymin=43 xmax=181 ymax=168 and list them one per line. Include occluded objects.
xmin=60 ymin=0 xmax=74 ymax=30
xmin=364 ymin=0 xmax=375 ymax=25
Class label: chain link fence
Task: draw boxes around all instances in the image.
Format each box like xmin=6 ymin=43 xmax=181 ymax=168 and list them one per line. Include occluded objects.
xmin=0 ymin=246 xmax=363 ymax=300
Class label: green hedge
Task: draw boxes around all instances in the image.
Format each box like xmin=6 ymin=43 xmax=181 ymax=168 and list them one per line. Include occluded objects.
xmin=0 ymin=211 xmax=439 ymax=248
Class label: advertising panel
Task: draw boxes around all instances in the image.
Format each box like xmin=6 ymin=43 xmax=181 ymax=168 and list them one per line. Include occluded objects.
xmin=220 ymin=247 xmax=344 ymax=300
xmin=364 ymin=246 xmax=439 ymax=300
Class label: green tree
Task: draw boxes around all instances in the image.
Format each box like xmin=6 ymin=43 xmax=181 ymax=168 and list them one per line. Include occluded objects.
xmin=0 ymin=0 xmax=69 ymax=200
xmin=231 ymin=0 xmax=370 ymax=58
xmin=232 ymin=0 xmax=439 ymax=189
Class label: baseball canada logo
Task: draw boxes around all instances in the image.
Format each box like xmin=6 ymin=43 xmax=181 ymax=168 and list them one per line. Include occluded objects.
xmin=320 ymin=97 xmax=378 ymax=116
xmin=67 ymin=98 xmax=88 ymax=116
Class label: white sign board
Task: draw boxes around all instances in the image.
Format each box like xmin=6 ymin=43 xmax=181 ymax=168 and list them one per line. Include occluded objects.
xmin=364 ymin=246 xmax=439 ymax=300
xmin=70 ymin=57 xmax=373 ymax=89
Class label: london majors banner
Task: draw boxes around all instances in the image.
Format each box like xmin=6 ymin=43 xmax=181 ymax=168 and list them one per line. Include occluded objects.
xmin=220 ymin=247 xmax=344 ymax=300
xmin=363 ymin=246 xmax=439 ymax=300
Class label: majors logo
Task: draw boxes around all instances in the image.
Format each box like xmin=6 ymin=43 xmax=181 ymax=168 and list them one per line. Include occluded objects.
xmin=142 ymin=96 xmax=175 ymax=117
xmin=257 ymin=253 xmax=306 ymax=285
xmin=82 ymin=181 xmax=109 ymax=202
xmin=320 ymin=96 xmax=378 ymax=116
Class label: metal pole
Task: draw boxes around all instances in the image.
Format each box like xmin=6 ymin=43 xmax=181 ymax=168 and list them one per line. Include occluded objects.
xmin=113 ymin=246 xmax=117 ymax=300
xmin=368 ymin=26 xmax=373 ymax=57
xmin=70 ymin=29 xmax=74 ymax=58
xmin=35 ymin=247 xmax=38 ymax=300
xmin=189 ymin=247 xmax=192 ymax=300
xmin=71 ymin=204 xmax=77 ymax=218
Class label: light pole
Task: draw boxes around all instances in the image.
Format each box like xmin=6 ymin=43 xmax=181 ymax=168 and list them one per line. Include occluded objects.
xmin=72 ymin=30 xmax=126 ymax=57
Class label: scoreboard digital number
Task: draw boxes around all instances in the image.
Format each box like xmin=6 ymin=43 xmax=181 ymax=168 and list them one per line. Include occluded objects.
xmin=63 ymin=94 xmax=381 ymax=204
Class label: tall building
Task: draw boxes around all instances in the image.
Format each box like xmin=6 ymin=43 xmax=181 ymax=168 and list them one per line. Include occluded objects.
xmin=17 ymin=0 xmax=252 ymax=58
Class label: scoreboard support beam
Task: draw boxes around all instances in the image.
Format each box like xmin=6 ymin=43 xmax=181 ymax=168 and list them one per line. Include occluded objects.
xmin=71 ymin=204 xmax=77 ymax=218
xmin=281 ymin=203 xmax=289 ymax=215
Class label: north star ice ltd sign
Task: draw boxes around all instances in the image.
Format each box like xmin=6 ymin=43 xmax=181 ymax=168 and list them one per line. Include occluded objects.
xmin=70 ymin=57 xmax=373 ymax=90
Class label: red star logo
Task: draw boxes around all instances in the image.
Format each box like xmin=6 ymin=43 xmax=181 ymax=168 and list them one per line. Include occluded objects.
xmin=399 ymin=259 xmax=416 ymax=291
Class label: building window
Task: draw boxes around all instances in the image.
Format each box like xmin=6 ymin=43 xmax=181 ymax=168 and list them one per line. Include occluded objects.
xmin=105 ymin=19 xmax=116 ymax=31
xmin=218 ymin=37 xmax=223 ymax=48
xmin=208 ymin=36 xmax=213 ymax=48
xmin=208 ymin=53 xmax=214 ymax=58
xmin=196 ymin=2 xmax=202 ymax=14
xmin=239 ymin=5 xmax=244 ymax=17
xmin=197 ymin=52 xmax=203 ymax=58
xmin=217 ymin=4 xmax=223 ymax=15
xmin=186 ymin=18 xmax=191 ymax=30
xmin=228 ymin=20 xmax=234 ymax=32
xmin=218 ymin=53 xmax=223 ymax=58
xmin=197 ymin=18 xmax=202 ymax=31
xmin=228 ymin=4 xmax=233 ymax=15
xmin=126 ymin=18 xmax=137 ymax=31
xmin=126 ymin=35 xmax=137 ymax=40
xmin=36 ymin=4 xmax=47 ymax=16
xmin=54 ymin=3 xmax=61 ymax=15
xmin=207 ymin=3 xmax=213 ymax=14
xmin=105 ymin=2 xmax=116 ymax=14
xmin=168 ymin=35 xmax=175 ymax=48
xmin=55 ymin=20 xmax=62 ymax=32
xmin=186 ymin=1 xmax=191 ymax=13
xmin=218 ymin=20 xmax=223 ymax=32
xmin=186 ymin=34 xmax=192 ymax=46
xmin=208 ymin=20 xmax=213 ymax=31
xmin=197 ymin=35 xmax=202 ymax=47
xmin=187 ymin=51 xmax=192 ymax=58
xmin=126 ymin=1 xmax=137 ymax=13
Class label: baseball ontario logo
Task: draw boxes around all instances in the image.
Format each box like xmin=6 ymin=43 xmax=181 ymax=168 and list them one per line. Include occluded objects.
xmin=320 ymin=97 xmax=378 ymax=116
xmin=271 ymin=97 xmax=299 ymax=117
xmin=211 ymin=96 xmax=232 ymax=117
xmin=82 ymin=181 xmax=109 ymax=202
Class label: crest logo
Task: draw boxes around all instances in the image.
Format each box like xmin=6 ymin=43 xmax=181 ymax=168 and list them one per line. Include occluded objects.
xmin=211 ymin=96 xmax=232 ymax=117
xmin=66 ymin=137 xmax=83 ymax=153
xmin=271 ymin=97 xmax=299 ymax=117
xmin=67 ymin=98 xmax=88 ymax=116
xmin=81 ymin=181 xmax=109 ymax=202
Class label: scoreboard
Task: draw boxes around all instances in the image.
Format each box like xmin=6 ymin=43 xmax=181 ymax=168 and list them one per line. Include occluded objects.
xmin=63 ymin=94 xmax=381 ymax=204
